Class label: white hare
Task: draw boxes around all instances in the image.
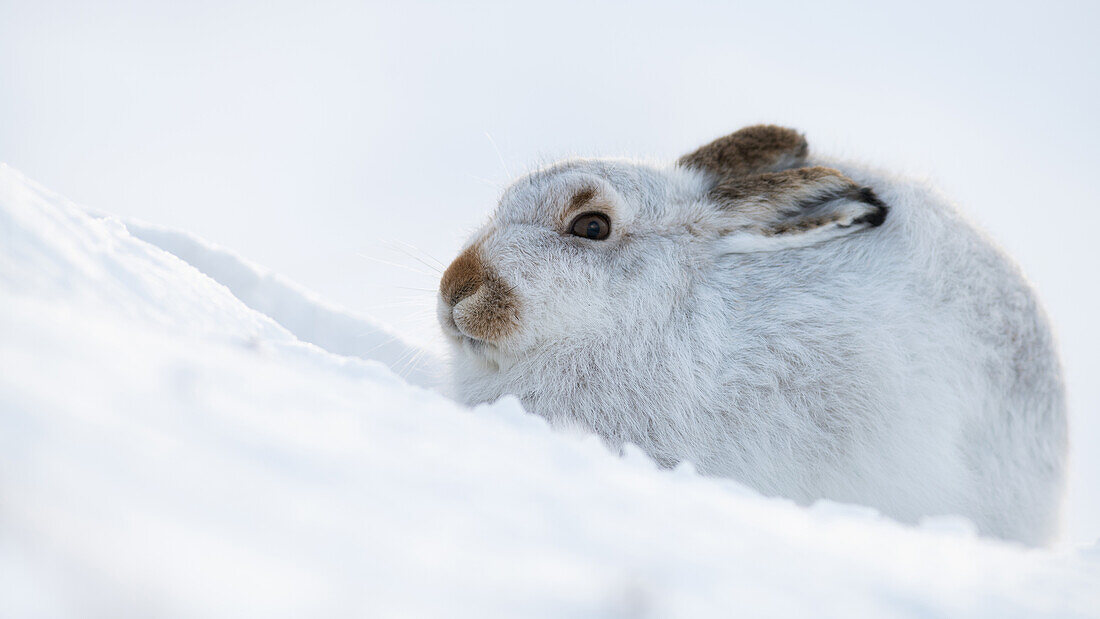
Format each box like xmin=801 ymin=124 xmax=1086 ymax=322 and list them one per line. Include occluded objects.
xmin=437 ymin=125 xmax=1067 ymax=545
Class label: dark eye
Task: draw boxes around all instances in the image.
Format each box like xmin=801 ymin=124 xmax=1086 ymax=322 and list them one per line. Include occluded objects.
xmin=570 ymin=212 xmax=611 ymax=240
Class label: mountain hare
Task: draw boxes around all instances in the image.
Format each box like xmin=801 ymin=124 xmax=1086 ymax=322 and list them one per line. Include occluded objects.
xmin=437 ymin=125 xmax=1066 ymax=545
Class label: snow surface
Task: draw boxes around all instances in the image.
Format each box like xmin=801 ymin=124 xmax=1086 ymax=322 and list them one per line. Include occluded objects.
xmin=2 ymin=162 xmax=1098 ymax=617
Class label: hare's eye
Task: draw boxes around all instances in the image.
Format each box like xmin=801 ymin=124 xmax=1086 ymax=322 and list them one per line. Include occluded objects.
xmin=570 ymin=212 xmax=611 ymax=240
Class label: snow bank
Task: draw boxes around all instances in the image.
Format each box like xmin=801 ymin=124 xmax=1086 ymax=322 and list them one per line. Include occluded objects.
xmin=114 ymin=217 xmax=441 ymax=390
xmin=1 ymin=163 xmax=1097 ymax=617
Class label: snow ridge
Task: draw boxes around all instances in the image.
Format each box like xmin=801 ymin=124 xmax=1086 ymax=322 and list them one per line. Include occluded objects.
xmin=116 ymin=216 xmax=441 ymax=389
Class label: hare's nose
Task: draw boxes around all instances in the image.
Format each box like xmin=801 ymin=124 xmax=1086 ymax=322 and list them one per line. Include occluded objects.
xmin=440 ymin=245 xmax=485 ymax=307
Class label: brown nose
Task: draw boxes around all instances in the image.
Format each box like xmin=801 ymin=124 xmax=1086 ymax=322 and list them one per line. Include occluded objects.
xmin=440 ymin=245 xmax=485 ymax=307
xmin=439 ymin=244 xmax=521 ymax=342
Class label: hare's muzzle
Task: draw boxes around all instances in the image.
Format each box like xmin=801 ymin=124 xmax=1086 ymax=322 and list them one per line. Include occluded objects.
xmin=439 ymin=244 xmax=520 ymax=343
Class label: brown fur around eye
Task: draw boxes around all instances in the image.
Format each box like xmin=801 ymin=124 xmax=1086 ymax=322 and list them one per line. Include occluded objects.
xmin=569 ymin=187 xmax=597 ymax=212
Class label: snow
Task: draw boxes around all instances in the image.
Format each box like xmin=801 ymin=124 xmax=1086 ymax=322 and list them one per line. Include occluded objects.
xmin=116 ymin=216 xmax=442 ymax=390
xmin=2 ymin=163 xmax=1098 ymax=617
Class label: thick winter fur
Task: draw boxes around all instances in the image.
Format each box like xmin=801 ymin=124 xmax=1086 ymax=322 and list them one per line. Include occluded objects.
xmin=438 ymin=125 xmax=1067 ymax=546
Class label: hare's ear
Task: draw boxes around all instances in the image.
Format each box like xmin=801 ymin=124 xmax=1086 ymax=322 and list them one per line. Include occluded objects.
xmin=712 ymin=167 xmax=888 ymax=253
xmin=679 ymin=125 xmax=808 ymax=179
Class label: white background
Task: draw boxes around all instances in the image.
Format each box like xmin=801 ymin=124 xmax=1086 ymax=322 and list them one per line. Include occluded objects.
xmin=2 ymin=0 xmax=1096 ymax=545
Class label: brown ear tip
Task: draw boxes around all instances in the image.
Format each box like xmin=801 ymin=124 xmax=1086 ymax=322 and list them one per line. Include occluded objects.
xmin=679 ymin=124 xmax=809 ymax=178
xmin=738 ymin=124 xmax=802 ymax=135
xmin=736 ymin=123 xmax=805 ymax=141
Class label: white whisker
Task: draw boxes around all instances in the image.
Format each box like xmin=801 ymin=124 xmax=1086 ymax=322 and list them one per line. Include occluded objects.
xmin=485 ymin=131 xmax=512 ymax=178
xmin=356 ymin=252 xmax=438 ymax=279
xmin=386 ymin=238 xmax=446 ymax=270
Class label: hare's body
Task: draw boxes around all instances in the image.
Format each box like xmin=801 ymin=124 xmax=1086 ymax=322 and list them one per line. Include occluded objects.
xmin=439 ymin=127 xmax=1066 ymax=545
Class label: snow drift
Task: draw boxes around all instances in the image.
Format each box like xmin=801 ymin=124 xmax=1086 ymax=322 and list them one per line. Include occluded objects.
xmin=1 ymin=163 xmax=1097 ymax=617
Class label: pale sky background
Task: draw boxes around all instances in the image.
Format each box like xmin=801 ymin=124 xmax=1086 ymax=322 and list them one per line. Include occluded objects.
xmin=2 ymin=0 xmax=1097 ymax=544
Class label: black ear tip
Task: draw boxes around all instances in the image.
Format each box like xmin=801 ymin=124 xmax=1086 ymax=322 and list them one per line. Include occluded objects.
xmin=855 ymin=187 xmax=889 ymax=227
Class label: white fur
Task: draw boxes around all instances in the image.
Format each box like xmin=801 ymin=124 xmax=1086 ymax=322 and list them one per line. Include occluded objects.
xmin=439 ymin=156 xmax=1067 ymax=546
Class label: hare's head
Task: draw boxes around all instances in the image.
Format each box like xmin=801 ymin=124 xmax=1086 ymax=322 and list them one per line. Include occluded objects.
xmin=438 ymin=125 xmax=888 ymax=372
